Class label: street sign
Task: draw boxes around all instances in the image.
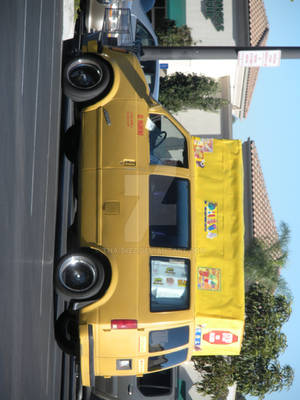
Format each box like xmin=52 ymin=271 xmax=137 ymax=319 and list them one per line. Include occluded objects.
xmin=160 ymin=63 xmax=169 ymax=69
xmin=238 ymin=50 xmax=281 ymax=67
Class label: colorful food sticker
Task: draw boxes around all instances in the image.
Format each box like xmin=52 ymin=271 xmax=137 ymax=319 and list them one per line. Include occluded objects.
xmin=166 ymin=277 xmax=175 ymax=285
xmin=194 ymin=326 xmax=202 ymax=350
xmin=193 ymin=139 xmax=213 ymax=168
xmin=178 ymin=279 xmax=187 ymax=287
xmin=151 ymin=259 xmax=189 ymax=298
xmin=203 ymin=330 xmax=238 ymax=345
xmin=197 ymin=267 xmax=221 ymax=291
xmin=204 ymin=201 xmax=218 ymax=239
xmin=165 ymin=267 xmax=175 ymax=275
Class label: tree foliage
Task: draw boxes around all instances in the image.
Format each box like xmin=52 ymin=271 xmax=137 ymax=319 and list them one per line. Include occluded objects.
xmin=193 ymin=283 xmax=294 ymax=400
xmin=156 ymin=18 xmax=192 ymax=46
xmin=159 ymin=72 xmax=228 ymax=113
xmin=244 ymin=222 xmax=292 ymax=299
xmin=193 ymin=356 xmax=234 ymax=399
xmin=236 ymin=393 xmax=247 ymax=400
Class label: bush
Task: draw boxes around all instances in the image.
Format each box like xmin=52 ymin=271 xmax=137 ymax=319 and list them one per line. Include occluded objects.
xmin=159 ymin=72 xmax=228 ymax=113
xmin=156 ymin=18 xmax=192 ymax=46
xmin=193 ymin=284 xmax=294 ymax=399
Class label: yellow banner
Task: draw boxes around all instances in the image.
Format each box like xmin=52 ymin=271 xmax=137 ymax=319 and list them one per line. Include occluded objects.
xmin=192 ymin=139 xmax=245 ymax=355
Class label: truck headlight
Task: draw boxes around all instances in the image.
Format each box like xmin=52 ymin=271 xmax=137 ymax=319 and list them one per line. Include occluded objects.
xmin=102 ymin=7 xmax=133 ymax=47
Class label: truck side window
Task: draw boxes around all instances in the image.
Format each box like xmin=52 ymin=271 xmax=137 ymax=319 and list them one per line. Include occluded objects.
xmin=149 ymin=176 xmax=190 ymax=249
xmin=150 ymin=257 xmax=190 ymax=312
xmin=148 ymin=114 xmax=188 ymax=168
xmin=149 ymin=326 xmax=189 ymax=352
xmin=148 ymin=349 xmax=188 ymax=372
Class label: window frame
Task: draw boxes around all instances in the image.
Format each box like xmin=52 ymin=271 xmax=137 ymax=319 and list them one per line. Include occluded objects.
xmin=150 ymin=256 xmax=191 ymax=313
xmin=148 ymin=348 xmax=188 ymax=372
xmin=148 ymin=113 xmax=189 ymax=169
xmin=149 ymin=326 xmax=190 ymax=352
xmin=149 ymin=175 xmax=191 ymax=250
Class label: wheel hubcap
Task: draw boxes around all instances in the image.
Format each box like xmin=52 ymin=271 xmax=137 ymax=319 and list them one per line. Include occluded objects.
xmin=59 ymin=256 xmax=97 ymax=292
xmin=68 ymin=63 xmax=102 ymax=90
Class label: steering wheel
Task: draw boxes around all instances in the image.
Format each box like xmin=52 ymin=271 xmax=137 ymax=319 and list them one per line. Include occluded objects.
xmin=153 ymin=131 xmax=167 ymax=149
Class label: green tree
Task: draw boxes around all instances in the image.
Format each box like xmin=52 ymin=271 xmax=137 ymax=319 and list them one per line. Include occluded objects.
xmin=236 ymin=393 xmax=247 ymax=400
xmin=244 ymin=222 xmax=291 ymax=298
xmin=159 ymin=72 xmax=228 ymax=113
xmin=156 ymin=18 xmax=192 ymax=46
xmin=193 ymin=356 xmax=234 ymax=399
xmin=193 ymin=284 xmax=294 ymax=400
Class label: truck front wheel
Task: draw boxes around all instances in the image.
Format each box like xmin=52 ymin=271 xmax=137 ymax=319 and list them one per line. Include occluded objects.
xmin=63 ymin=55 xmax=112 ymax=103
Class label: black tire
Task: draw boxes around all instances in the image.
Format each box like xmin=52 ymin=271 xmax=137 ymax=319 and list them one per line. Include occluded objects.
xmin=54 ymin=250 xmax=105 ymax=301
xmin=62 ymin=125 xmax=80 ymax=163
xmin=63 ymin=54 xmax=112 ymax=103
xmin=55 ymin=310 xmax=79 ymax=356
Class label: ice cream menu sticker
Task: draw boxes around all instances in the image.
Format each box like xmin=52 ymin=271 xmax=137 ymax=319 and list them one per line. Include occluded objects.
xmin=204 ymin=201 xmax=218 ymax=239
xmin=151 ymin=259 xmax=188 ymax=299
xmin=193 ymin=138 xmax=213 ymax=168
xmin=197 ymin=267 xmax=221 ymax=291
xmin=203 ymin=330 xmax=238 ymax=345
xmin=194 ymin=326 xmax=202 ymax=350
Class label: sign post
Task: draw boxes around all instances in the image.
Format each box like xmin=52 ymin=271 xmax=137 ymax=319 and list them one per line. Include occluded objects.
xmin=141 ymin=46 xmax=300 ymax=61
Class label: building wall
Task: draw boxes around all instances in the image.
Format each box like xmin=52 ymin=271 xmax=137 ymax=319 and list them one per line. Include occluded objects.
xmin=175 ymin=109 xmax=221 ymax=136
xmin=242 ymin=139 xmax=254 ymax=249
xmin=159 ymin=0 xmax=250 ymax=120
xmin=167 ymin=0 xmax=186 ymax=26
xmin=150 ymin=0 xmax=249 ymax=45
xmin=173 ymin=76 xmax=233 ymax=139
xmin=186 ymin=0 xmax=236 ymax=45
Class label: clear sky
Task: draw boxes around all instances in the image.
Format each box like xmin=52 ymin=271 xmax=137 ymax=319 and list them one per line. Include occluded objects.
xmin=233 ymin=1 xmax=300 ymax=399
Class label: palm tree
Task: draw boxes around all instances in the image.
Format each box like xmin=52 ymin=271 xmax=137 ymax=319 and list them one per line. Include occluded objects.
xmin=244 ymin=222 xmax=292 ymax=300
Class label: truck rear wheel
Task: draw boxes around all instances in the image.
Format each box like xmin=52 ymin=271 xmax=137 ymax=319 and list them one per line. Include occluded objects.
xmin=54 ymin=250 xmax=105 ymax=301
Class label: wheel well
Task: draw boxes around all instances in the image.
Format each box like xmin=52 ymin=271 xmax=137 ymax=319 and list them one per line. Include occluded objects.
xmin=79 ymin=247 xmax=112 ymax=301
xmin=80 ymin=54 xmax=114 ymax=108
xmin=63 ymin=52 xmax=114 ymax=107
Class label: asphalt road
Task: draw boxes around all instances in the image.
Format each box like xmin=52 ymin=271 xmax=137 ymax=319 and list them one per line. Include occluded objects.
xmin=0 ymin=1 xmax=71 ymax=399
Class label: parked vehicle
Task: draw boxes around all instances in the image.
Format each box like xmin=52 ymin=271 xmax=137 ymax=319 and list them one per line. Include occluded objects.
xmin=56 ymin=38 xmax=245 ymax=388
xmin=82 ymin=0 xmax=159 ymax=100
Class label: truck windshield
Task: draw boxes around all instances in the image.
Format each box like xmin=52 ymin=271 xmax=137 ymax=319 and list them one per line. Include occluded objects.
xmin=149 ymin=175 xmax=190 ymax=249
xmin=149 ymin=326 xmax=189 ymax=352
xmin=148 ymin=114 xmax=188 ymax=167
xmin=150 ymin=257 xmax=190 ymax=312
xmin=148 ymin=348 xmax=188 ymax=372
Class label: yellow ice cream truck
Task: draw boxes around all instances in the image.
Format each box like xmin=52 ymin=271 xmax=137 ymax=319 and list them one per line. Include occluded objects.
xmin=55 ymin=41 xmax=244 ymax=387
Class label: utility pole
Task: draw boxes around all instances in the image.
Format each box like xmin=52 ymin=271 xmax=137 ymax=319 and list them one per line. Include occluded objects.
xmin=140 ymin=46 xmax=300 ymax=61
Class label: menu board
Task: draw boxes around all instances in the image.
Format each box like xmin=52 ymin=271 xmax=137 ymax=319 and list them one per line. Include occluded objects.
xmin=151 ymin=259 xmax=188 ymax=299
